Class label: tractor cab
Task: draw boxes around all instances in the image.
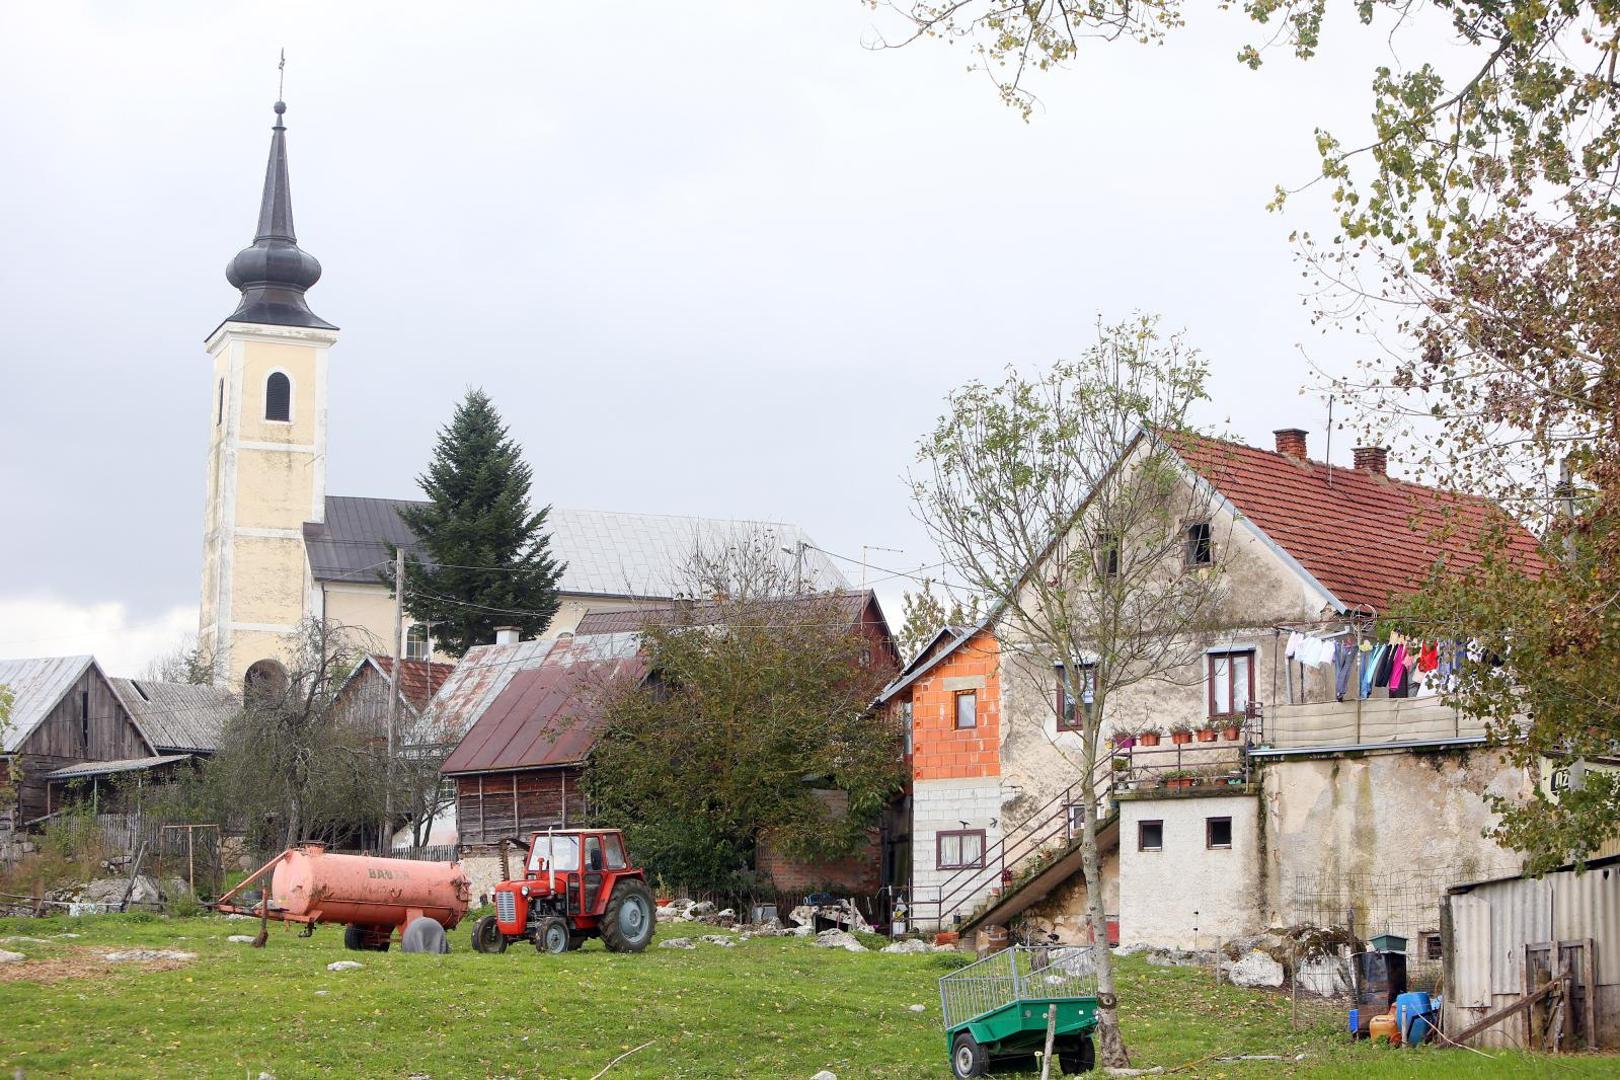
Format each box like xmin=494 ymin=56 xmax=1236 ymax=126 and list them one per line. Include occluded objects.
xmin=472 ymin=828 xmax=655 ymax=955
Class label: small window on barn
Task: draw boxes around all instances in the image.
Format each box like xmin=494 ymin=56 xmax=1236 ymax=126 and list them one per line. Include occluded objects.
xmin=954 ymin=690 xmax=978 ymax=729
xmin=80 ymin=689 xmax=90 ymax=751
xmin=265 ymin=372 xmax=291 ymax=422
xmin=1138 ymin=819 xmax=1163 ymax=851
xmin=1185 ymin=521 xmax=1213 ymax=566
xmin=1420 ymin=931 xmax=1442 ymax=960
xmin=1206 ymin=816 xmax=1233 ymax=849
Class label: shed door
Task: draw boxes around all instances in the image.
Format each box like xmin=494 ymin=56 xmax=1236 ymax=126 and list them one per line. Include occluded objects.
xmin=1449 ymin=895 xmax=1493 ymax=1008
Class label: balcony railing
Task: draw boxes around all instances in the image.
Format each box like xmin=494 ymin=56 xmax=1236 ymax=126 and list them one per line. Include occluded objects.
xmin=1258 ymin=696 xmax=1485 ymax=750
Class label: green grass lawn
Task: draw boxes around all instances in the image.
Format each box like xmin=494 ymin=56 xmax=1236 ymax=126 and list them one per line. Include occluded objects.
xmin=0 ymin=914 xmax=1610 ymax=1078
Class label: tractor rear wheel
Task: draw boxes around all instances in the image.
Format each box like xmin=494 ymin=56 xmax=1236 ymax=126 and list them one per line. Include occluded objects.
xmin=949 ymin=1031 xmax=988 ymax=1078
xmin=471 ymin=914 xmax=506 ymax=954
xmin=600 ymin=879 xmax=655 ymax=953
xmin=535 ymin=917 xmax=570 ymax=955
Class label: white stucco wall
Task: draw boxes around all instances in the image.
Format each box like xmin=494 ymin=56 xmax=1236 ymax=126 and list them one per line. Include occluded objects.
xmin=912 ymin=776 xmax=1003 ymax=928
xmin=1118 ymin=791 xmax=1261 ymax=949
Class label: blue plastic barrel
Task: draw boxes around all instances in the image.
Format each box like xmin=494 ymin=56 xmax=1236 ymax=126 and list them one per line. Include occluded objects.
xmin=1394 ymin=991 xmax=1434 ymax=1045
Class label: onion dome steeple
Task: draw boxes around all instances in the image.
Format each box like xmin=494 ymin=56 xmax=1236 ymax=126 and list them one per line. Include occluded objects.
xmin=221 ymin=100 xmax=336 ymax=331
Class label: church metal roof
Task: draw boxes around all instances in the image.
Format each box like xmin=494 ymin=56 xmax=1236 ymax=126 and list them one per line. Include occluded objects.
xmin=304 ymin=497 xmax=850 ymax=599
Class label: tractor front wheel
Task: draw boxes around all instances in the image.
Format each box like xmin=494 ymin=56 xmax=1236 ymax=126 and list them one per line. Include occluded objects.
xmin=949 ymin=1031 xmax=988 ymax=1079
xmin=536 ymin=917 xmax=571 ymax=955
xmin=600 ymin=879 xmax=655 ymax=953
xmin=471 ymin=914 xmax=506 ymax=954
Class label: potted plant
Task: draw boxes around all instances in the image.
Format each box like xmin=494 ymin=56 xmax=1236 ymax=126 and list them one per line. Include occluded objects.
xmin=1169 ymin=722 xmax=1194 ymax=746
xmin=1165 ymin=768 xmax=1196 ymax=791
xmin=1220 ymin=718 xmax=1244 ymax=741
xmin=1110 ymin=727 xmax=1137 ymax=750
xmin=1137 ymin=724 xmax=1163 ymax=748
xmin=1195 ymin=720 xmax=1220 ymax=743
xmin=1112 ymin=755 xmax=1131 ymax=772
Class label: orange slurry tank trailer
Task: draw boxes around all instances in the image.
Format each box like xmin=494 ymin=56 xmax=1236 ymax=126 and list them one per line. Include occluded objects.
xmin=214 ymin=843 xmax=471 ymax=951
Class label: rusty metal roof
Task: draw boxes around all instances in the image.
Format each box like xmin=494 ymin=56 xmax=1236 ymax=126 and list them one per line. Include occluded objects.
xmin=109 ymin=678 xmax=239 ymax=754
xmin=359 ymin=656 xmax=455 ymax=712
xmin=440 ymin=632 xmax=645 ymax=776
xmin=0 ymin=655 xmax=97 ymax=752
xmin=420 ymin=638 xmax=558 ymax=742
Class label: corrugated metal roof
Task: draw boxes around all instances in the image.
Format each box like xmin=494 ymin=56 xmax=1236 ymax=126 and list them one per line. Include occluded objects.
xmin=440 ymin=632 xmax=645 ymax=775
xmin=108 ymin=678 xmax=238 ymax=754
xmin=44 ymin=754 xmax=193 ymax=781
xmin=572 ymin=590 xmax=878 ymax=637
xmin=304 ymin=497 xmax=850 ymax=598
xmin=420 ymin=638 xmax=558 ymax=742
xmin=0 ymin=655 xmax=95 ymax=752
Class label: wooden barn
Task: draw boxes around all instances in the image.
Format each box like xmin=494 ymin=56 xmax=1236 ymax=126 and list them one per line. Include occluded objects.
xmin=0 ymin=656 xmax=165 ymax=829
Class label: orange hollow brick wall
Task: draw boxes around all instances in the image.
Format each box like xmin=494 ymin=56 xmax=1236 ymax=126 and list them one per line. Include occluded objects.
xmin=909 ymin=628 xmax=1000 ymax=781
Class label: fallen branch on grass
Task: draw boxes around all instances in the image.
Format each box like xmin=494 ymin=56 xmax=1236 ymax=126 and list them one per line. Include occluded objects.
xmin=589 ymin=1041 xmax=654 ymax=1080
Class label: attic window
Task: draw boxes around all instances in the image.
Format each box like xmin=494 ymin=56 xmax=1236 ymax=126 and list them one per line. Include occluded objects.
xmin=1184 ymin=521 xmax=1213 ymax=566
xmin=265 ymin=372 xmax=291 ymax=422
xmin=405 ymin=624 xmax=431 ymax=661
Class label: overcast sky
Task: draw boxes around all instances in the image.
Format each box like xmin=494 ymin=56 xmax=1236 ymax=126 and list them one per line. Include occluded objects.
xmin=0 ymin=3 xmax=1425 ymax=674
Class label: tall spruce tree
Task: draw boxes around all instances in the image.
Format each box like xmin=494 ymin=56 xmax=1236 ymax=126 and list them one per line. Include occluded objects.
xmin=394 ymin=389 xmax=564 ymax=656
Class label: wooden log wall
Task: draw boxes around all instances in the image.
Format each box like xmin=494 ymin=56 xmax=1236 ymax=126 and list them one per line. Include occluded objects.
xmin=454 ymin=767 xmax=587 ymax=845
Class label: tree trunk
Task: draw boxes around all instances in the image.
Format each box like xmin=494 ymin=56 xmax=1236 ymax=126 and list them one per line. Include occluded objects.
xmin=1079 ymin=766 xmax=1130 ymax=1067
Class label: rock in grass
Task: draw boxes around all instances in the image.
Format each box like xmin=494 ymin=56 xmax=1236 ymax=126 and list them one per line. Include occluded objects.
xmin=699 ymin=935 xmax=736 ymax=948
xmin=881 ymin=938 xmax=930 ymax=954
xmin=326 ymin=960 xmax=364 ymax=972
xmin=0 ymin=950 xmax=25 ymax=964
xmin=227 ymin=935 xmax=258 ymax=944
xmin=0 ymin=936 xmax=49 ymax=946
xmin=908 ymin=1004 xmax=926 ymax=1013
xmin=103 ymin=950 xmax=196 ymax=963
xmin=1226 ymin=949 xmax=1285 ymax=988
xmin=658 ymin=938 xmax=696 ymax=950
xmin=811 ymin=1072 xmax=838 ymax=1080
xmin=813 ymin=930 xmax=867 ymax=953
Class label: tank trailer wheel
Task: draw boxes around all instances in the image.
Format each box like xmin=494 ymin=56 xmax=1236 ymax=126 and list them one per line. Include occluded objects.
xmin=950 ymin=1031 xmax=988 ymax=1079
xmin=343 ymin=924 xmax=390 ymax=952
xmin=471 ymin=914 xmax=506 ymax=954
xmin=536 ymin=917 xmax=571 ymax=955
xmin=1058 ymin=1034 xmax=1096 ymax=1074
xmin=599 ymin=879 xmax=656 ymax=953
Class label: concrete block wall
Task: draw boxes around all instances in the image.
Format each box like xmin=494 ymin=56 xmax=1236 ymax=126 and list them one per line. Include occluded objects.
xmin=912 ymin=776 xmax=1003 ymax=927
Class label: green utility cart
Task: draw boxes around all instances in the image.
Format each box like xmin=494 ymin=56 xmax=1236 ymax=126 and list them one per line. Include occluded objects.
xmin=938 ymin=945 xmax=1100 ymax=1077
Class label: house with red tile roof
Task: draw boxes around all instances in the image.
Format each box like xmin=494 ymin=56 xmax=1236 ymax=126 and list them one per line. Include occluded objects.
xmin=901 ymin=427 xmax=1549 ymax=952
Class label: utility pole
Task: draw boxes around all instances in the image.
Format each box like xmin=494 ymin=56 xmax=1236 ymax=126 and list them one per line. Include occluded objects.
xmin=384 ymin=547 xmax=405 ymax=852
xmin=782 ymin=540 xmax=808 ymax=594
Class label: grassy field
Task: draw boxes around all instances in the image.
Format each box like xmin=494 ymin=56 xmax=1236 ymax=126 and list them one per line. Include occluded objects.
xmin=0 ymin=913 xmax=1611 ymax=1079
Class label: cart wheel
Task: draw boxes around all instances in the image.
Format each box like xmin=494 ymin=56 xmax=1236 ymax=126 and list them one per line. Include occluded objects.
xmin=950 ymin=1031 xmax=988 ymax=1079
xmin=343 ymin=923 xmax=365 ymax=951
xmin=535 ymin=917 xmax=570 ymax=955
xmin=1058 ymin=1034 xmax=1095 ymax=1073
xmin=471 ymin=915 xmax=506 ymax=954
xmin=344 ymin=924 xmax=390 ymax=951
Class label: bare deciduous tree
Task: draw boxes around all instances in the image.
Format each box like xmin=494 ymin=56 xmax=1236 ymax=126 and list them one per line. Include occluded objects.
xmin=911 ymin=315 xmax=1231 ymax=1067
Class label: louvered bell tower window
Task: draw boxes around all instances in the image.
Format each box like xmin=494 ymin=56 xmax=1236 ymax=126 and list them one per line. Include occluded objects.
xmin=265 ymin=372 xmax=291 ymax=421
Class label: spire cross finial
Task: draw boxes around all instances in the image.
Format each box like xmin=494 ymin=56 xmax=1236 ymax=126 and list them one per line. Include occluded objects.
xmin=278 ymin=48 xmax=286 ymax=101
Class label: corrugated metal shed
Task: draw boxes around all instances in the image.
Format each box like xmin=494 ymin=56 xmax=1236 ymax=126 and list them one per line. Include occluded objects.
xmin=440 ymin=632 xmax=644 ymax=776
xmin=0 ymin=655 xmax=96 ymax=752
xmin=109 ymin=678 xmax=239 ymax=754
xmin=304 ymin=498 xmax=850 ymax=597
xmin=1444 ymin=856 xmax=1619 ymax=1049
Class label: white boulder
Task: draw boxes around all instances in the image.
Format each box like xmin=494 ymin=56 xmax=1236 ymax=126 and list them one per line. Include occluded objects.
xmin=1226 ymin=949 xmax=1285 ymax=989
xmin=326 ymin=960 xmax=364 ymax=972
xmin=814 ymin=930 xmax=868 ymax=953
xmin=881 ymin=939 xmax=931 ymax=954
xmin=658 ymin=938 xmax=697 ymax=950
xmin=0 ymin=950 xmax=25 ymax=964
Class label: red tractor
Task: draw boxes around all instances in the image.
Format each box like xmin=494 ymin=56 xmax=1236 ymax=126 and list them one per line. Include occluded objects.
xmin=470 ymin=828 xmax=656 ymax=954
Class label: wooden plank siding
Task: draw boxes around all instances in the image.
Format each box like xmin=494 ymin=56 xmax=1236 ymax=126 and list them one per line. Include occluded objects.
xmin=10 ymin=666 xmax=151 ymax=825
xmin=454 ymin=767 xmax=587 ymax=846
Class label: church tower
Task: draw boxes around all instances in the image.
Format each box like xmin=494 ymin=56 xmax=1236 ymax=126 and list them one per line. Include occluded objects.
xmin=199 ymin=100 xmax=338 ymax=688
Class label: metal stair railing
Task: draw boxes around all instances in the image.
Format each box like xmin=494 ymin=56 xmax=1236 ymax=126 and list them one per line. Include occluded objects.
xmin=912 ymin=742 xmax=1122 ymax=929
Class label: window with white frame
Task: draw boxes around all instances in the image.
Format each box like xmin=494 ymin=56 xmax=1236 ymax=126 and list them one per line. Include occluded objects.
xmin=405 ymin=623 xmax=431 ymax=661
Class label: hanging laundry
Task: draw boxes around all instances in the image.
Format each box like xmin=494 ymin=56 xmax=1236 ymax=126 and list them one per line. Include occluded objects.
xmin=1286 ymin=631 xmax=1303 ymax=659
xmin=1387 ymin=644 xmax=1409 ymax=694
xmin=1374 ymin=643 xmax=1396 ymax=688
xmin=1334 ymin=640 xmax=1355 ymax=701
xmin=1418 ymin=641 xmax=1439 ymax=673
xmin=1360 ymin=644 xmax=1387 ymax=699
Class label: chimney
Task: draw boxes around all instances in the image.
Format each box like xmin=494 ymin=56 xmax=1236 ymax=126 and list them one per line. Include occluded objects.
xmin=1273 ymin=428 xmax=1308 ymax=460
xmin=494 ymin=626 xmax=521 ymax=645
xmin=1352 ymin=446 xmax=1388 ymax=476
